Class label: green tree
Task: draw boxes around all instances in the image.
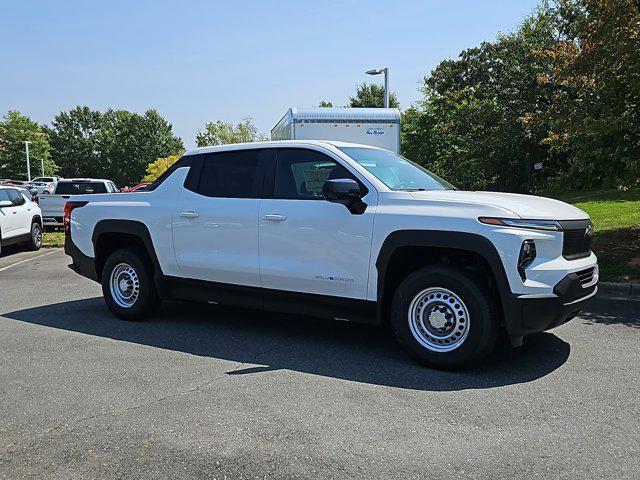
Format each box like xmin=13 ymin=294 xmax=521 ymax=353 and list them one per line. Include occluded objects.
xmin=141 ymin=153 xmax=182 ymax=183
xmin=195 ymin=117 xmax=266 ymax=147
xmin=538 ymin=0 xmax=640 ymax=188
xmin=47 ymin=107 xmax=183 ymax=185
xmin=349 ymin=83 xmax=400 ymax=108
xmin=0 ymin=111 xmax=56 ymax=180
xmin=47 ymin=106 xmax=102 ymax=178
xmin=318 ymin=100 xmax=334 ymax=107
xmin=402 ymin=5 xmax=557 ymax=192
xmin=97 ymin=109 xmax=184 ymax=185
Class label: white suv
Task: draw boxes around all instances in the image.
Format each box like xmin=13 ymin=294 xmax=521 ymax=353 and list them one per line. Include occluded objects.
xmin=63 ymin=141 xmax=598 ymax=369
xmin=0 ymin=186 xmax=43 ymax=255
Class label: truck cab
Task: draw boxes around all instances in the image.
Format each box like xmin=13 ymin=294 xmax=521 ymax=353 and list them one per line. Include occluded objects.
xmin=64 ymin=141 xmax=598 ymax=369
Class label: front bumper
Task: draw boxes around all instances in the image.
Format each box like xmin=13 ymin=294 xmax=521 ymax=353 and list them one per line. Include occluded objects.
xmin=503 ymin=271 xmax=597 ymax=336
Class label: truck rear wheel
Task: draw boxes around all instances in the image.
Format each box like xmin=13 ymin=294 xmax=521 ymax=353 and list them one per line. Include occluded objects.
xmin=390 ymin=265 xmax=499 ymax=370
xmin=101 ymin=248 xmax=158 ymax=321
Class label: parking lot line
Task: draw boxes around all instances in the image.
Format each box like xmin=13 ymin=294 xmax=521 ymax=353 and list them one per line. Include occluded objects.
xmin=0 ymin=250 xmax=57 ymax=273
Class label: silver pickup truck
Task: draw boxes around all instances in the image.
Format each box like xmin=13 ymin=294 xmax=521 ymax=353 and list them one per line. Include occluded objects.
xmin=40 ymin=178 xmax=119 ymax=227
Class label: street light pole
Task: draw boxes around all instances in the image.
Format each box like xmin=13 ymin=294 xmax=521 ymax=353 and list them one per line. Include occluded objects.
xmin=365 ymin=67 xmax=390 ymax=108
xmin=24 ymin=141 xmax=32 ymax=181
xmin=41 ymin=158 xmax=45 ymax=177
xmin=382 ymin=67 xmax=389 ymax=108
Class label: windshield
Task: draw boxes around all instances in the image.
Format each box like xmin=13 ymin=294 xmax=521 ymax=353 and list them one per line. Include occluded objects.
xmin=339 ymin=147 xmax=455 ymax=191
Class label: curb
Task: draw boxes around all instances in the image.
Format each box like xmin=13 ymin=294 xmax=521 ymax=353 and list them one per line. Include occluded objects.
xmin=598 ymin=282 xmax=640 ymax=300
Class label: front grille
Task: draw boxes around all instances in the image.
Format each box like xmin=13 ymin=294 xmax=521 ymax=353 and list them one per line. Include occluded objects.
xmin=576 ymin=267 xmax=596 ymax=286
xmin=559 ymin=220 xmax=593 ymax=260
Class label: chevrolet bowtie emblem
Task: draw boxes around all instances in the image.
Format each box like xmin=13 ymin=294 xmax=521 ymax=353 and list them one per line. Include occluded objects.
xmin=585 ymin=225 xmax=594 ymax=238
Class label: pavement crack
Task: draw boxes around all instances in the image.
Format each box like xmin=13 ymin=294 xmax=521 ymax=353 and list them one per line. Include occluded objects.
xmin=1 ymin=340 xmax=297 ymax=453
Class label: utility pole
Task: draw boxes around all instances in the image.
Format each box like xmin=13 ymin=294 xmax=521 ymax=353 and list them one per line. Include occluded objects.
xmin=24 ymin=141 xmax=32 ymax=181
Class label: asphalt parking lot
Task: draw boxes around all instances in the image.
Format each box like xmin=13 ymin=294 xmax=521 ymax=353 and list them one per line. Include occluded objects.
xmin=0 ymin=248 xmax=638 ymax=479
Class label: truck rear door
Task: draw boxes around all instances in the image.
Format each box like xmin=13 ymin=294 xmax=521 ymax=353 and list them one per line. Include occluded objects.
xmin=171 ymin=149 xmax=273 ymax=295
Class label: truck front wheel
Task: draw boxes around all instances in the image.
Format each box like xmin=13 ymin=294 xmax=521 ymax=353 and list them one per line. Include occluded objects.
xmin=390 ymin=265 xmax=500 ymax=370
xmin=101 ymin=248 xmax=158 ymax=321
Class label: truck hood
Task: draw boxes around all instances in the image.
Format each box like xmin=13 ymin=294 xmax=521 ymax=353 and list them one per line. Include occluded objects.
xmin=409 ymin=190 xmax=589 ymax=220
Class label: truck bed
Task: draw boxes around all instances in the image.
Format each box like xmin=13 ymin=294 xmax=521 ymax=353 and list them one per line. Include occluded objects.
xmin=40 ymin=194 xmax=72 ymax=226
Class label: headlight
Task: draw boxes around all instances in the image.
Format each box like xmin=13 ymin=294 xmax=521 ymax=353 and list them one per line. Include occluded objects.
xmin=517 ymin=240 xmax=537 ymax=281
xmin=478 ymin=217 xmax=562 ymax=231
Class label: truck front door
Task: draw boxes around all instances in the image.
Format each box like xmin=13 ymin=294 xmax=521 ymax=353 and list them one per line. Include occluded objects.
xmin=258 ymin=148 xmax=376 ymax=300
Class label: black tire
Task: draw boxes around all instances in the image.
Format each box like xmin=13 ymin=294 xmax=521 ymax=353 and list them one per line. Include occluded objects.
xmin=101 ymin=248 xmax=159 ymax=321
xmin=26 ymin=222 xmax=42 ymax=251
xmin=390 ymin=265 xmax=500 ymax=370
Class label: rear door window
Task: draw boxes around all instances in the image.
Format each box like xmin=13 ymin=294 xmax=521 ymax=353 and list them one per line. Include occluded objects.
xmin=197 ymin=149 xmax=268 ymax=198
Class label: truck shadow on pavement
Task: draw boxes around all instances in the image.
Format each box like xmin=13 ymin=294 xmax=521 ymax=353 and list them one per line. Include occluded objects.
xmin=3 ymin=298 xmax=571 ymax=391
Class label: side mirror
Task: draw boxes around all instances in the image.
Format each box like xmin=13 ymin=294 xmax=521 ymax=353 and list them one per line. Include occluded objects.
xmin=0 ymin=200 xmax=12 ymax=208
xmin=322 ymin=178 xmax=367 ymax=215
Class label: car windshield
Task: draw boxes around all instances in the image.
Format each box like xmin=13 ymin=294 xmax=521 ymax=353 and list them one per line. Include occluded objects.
xmin=339 ymin=147 xmax=455 ymax=191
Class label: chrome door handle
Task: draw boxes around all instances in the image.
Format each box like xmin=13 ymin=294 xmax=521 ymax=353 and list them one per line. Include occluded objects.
xmin=179 ymin=211 xmax=199 ymax=219
xmin=263 ymin=214 xmax=287 ymax=222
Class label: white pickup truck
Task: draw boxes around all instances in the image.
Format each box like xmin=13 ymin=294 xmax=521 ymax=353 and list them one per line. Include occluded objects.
xmin=40 ymin=178 xmax=119 ymax=227
xmin=64 ymin=141 xmax=598 ymax=369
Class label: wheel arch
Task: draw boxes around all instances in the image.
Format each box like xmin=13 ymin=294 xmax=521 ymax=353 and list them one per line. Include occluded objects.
xmin=375 ymin=230 xmax=512 ymax=325
xmin=92 ymin=220 xmax=165 ymax=293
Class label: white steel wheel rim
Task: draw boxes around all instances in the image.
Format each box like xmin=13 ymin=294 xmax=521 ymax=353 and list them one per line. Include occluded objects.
xmin=408 ymin=287 xmax=470 ymax=352
xmin=109 ymin=263 xmax=140 ymax=308
xmin=32 ymin=224 xmax=42 ymax=247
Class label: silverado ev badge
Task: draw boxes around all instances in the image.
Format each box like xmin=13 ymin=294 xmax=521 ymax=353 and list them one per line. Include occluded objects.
xmin=315 ymin=275 xmax=355 ymax=284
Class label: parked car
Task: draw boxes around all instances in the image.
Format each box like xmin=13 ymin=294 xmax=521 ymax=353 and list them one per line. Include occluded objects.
xmin=40 ymin=178 xmax=119 ymax=227
xmin=0 ymin=179 xmax=30 ymax=187
xmin=30 ymin=176 xmax=62 ymax=195
xmin=64 ymin=141 xmax=598 ymax=369
xmin=0 ymin=180 xmax=39 ymax=201
xmin=123 ymin=182 xmax=150 ymax=192
xmin=0 ymin=185 xmax=43 ymax=255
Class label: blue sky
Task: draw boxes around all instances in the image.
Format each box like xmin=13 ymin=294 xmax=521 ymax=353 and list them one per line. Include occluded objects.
xmin=1 ymin=0 xmax=540 ymax=148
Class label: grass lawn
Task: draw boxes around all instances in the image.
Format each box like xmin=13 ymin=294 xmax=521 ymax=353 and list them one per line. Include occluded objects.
xmin=548 ymin=189 xmax=640 ymax=282
xmin=43 ymin=231 xmax=65 ymax=248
